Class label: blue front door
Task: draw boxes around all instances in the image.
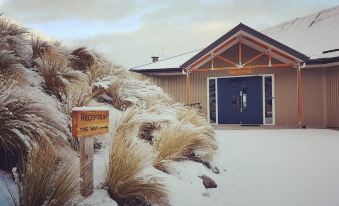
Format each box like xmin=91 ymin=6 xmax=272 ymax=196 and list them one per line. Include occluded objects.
xmin=217 ymin=76 xmax=263 ymax=124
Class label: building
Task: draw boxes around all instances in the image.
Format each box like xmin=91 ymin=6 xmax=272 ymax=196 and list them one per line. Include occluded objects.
xmin=131 ymin=6 xmax=339 ymax=128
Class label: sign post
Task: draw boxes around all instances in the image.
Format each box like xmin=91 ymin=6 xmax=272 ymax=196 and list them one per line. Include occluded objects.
xmin=71 ymin=107 xmax=109 ymax=197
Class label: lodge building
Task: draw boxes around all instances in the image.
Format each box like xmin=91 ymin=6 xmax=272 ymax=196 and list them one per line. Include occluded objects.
xmin=131 ymin=6 xmax=339 ymax=128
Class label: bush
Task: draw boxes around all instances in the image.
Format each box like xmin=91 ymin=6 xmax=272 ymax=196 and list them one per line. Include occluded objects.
xmin=107 ymin=109 xmax=168 ymax=206
xmin=153 ymin=121 xmax=215 ymax=170
xmin=0 ymin=77 xmax=70 ymax=170
xmin=9 ymin=144 xmax=80 ymax=206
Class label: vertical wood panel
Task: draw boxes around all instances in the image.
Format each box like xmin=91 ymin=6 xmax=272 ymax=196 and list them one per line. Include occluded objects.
xmin=327 ymin=67 xmax=339 ymax=127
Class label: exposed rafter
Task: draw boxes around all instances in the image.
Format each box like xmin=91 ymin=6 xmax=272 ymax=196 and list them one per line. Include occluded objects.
xmin=188 ymin=33 xmax=304 ymax=73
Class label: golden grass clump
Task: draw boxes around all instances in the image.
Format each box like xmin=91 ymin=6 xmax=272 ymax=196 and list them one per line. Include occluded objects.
xmin=153 ymin=121 xmax=216 ymax=170
xmin=107 ymin=109 xmax=168 ymax=206
xmin=5 ymin=144 xmax=80 ymax=206
xmin=106 ymin=81 xmax=133 ymax=111
xmin=0 ymin=77 xmax=70 ymax=170
xmin=0 ymin=14 xmax=32 ymax=68
xmin=177 ymin=106 xmax=217 ymax=150
xmin=34 ymin=47 xmax=88 ymax=98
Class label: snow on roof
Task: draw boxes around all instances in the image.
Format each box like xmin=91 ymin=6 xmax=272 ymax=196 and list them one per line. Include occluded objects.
xmin=131 ymin=49 xmax=202 ymax=71
xmin=263 ymin=5 xmax=339 ymax=59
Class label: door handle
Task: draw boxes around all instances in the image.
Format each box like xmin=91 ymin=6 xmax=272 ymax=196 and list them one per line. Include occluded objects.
xmin=238 ymin=95 xmax=242 ymax=113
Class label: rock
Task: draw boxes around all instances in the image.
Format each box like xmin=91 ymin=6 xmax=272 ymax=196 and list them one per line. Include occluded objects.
xmin=211 ymin=166 xmax=220 ymax=174
xmin=199 ymin=175 xmax=217 ymax=189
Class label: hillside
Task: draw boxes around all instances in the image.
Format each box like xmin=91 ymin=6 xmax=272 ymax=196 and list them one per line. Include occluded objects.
xmin=0 ymin=14 xmax=218 ymax=206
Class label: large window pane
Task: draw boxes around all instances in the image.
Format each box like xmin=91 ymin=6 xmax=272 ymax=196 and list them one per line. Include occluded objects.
xmin=264 ymin=76 xmax=273 ymax=124
xmin=209 ymin=79 xmax=216 ymax=123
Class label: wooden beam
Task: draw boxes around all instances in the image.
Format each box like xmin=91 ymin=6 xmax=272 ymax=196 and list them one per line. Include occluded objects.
xmin=215 ymin=55 xmax=237 ymax=66
xmin=191 ymin=63 xmax=294 ymax=72
xmin=268 ymin=50 xmax=272 ymax=66
xmin=186 ymin=72 xmax=191 ymax=104
xmin=188 ymin=36 xmax=238 ymax=71
xmin=239 ymin=37 xmax=242 ymax=66
xmin=243 ymin=51 xmax=266 ymax=66
xmin=211 ymin=53 xmax=214 ymax=69
xmin=297 ymin=63 xmax=303 ymax=128
xmin=242 ymin=35 xmax=298 ymax=63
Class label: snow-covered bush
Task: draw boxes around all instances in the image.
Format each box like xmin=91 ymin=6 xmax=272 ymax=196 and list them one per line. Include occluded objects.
xmin=4 ymin=144 xmax=80 ymax=206
xmin=153 ymin=121 xmax=216 ymax=171
xmin=0 ymin=76 xmax=70 ymax=170
xmin=107 ymin=109 xmax=168 ymax=205
xmin=34 ymin=47 xmax=88 ymax=99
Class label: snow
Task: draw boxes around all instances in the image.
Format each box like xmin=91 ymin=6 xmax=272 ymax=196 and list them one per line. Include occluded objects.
xmin=211 ymin=129 xmax=339 ymax=206
xmin=131 ymin=49 xmax=202 ymax=71
xmin=81 ymin=128 xmax=339 ymax=206
xmin=263 ymin=5 xmax=339 ymax=59
xmin=2 ymin=128 xmax=339 ymax=205
xmin=72 ymin=106 xmax=111 ymax=111
xmin=0 ymin=170 xmax=17 ymax=206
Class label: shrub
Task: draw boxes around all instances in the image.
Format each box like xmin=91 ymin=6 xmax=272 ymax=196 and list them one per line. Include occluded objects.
xmin=0 ymin=77 xmax=70 ymax=170
xmin=34 ymin=48 xmax=88 ymax=99
xmin=177 ymin=106 xmax=217 ymax=150
xmin=3 ymin=144 xmax=80 ymax=206
xmin=107 ymin=109 xmax=168 ymax=206
xmin=153 ymin=121 xmax=215 ymax=170
xmin=0 ymin=14 xmax=32 ymax=68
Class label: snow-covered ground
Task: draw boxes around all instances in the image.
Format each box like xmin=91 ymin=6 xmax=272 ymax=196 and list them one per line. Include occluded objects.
xmin=1 ymin=129 xmax=339 ymax=206
xmin=211 ymin=129 xmax=339 ymax=206
xmin=85 ymin=128 xmax=339 ymax=206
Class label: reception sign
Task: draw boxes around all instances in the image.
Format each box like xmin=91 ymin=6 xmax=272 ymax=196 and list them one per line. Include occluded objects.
xmin=72 ymin=108 xmax=109 ymax=138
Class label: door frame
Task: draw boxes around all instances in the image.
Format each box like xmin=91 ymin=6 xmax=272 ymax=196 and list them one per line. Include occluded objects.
xmin=207 ymin=74 xmax=275 ymax=125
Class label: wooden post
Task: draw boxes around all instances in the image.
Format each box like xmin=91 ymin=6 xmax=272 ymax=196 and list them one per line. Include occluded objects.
xmin=238 ymin=36 xmax=242 ymax=67
xmin=186 ymin=70 xmax=191 ymax=105
xmin=71 ymin=108 xmax=109 ymax=197
xmin=297 ymin=63 xmax=303 ymax=128
xmin=79 ymin=138 xmax=94 ymax=197
xmin=211 ymin=53 xmax=214 ymax=69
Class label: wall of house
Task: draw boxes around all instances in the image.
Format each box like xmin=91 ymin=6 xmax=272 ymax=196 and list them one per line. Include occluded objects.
xmin=142 ymin=44 xmax=339 ymax=128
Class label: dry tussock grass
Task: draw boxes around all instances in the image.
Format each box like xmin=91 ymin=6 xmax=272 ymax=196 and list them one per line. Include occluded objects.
xmin=177 ymin=106 xmax=217 ymax=149
xmin=0 ymin=49 xmax=29 ymax=83
xmin=3 ymin=143 xmax=80 ymax=206
xmin=35 ymin=48 xmax=88 ymax=98
xmin=0 ymin=77 xmax=70 ymax=170
xmin=153 ymin=121 xmax=215 ymax=170
xmin=61 ymin=86 xmax=94 ymax=115
xmin=88 ymin=63 xmax=112 ymax=83
xmin=107 ymin=109 xmax=168 ymax=206
xmin=0 ymin=15 xmax=33 ymax=68
xmin=106 ymin=81 xmax=133 ymax=110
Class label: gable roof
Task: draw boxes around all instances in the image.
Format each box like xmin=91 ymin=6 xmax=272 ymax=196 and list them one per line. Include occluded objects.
xmin=181 ymin=23 xmax=309 ymax=69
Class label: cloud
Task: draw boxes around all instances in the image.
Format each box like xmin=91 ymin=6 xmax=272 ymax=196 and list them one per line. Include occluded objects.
xmin=1 ymin=0 xmax=141 ymax=23
xmin=1 ymin=0 xmax=338 ymax=67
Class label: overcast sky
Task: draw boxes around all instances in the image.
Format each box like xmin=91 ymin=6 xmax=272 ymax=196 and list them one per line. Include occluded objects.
xmin=1 ymin=0 xmax=338 ymax=67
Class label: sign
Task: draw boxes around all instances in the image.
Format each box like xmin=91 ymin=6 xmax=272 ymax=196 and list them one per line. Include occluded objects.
xmin=71 ymin=107 xmax=109 ymax=197
xmin=228 ymin=68 xmax=252 ymax=75
xmin=72 ymin=108 xmax=109 ymax=138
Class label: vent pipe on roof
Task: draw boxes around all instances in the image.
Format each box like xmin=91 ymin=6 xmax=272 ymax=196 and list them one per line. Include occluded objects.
xmin=151 ymin=55 xmax=159 ymax=63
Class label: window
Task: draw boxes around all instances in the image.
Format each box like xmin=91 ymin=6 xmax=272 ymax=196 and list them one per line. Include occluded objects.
xmin=209 ymin=79 xmax=217 ymax=123
xmin=264 ymin=76 xmax=273 ymax=124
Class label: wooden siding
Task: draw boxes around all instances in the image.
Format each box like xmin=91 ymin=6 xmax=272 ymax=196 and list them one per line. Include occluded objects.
xmin=149 ymin=75 xmax=186 ymax=103
xmin=326 ymin=67 xmax=339 ymax=128
xmin=142 ymin=44 xmax=339 ymax=128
